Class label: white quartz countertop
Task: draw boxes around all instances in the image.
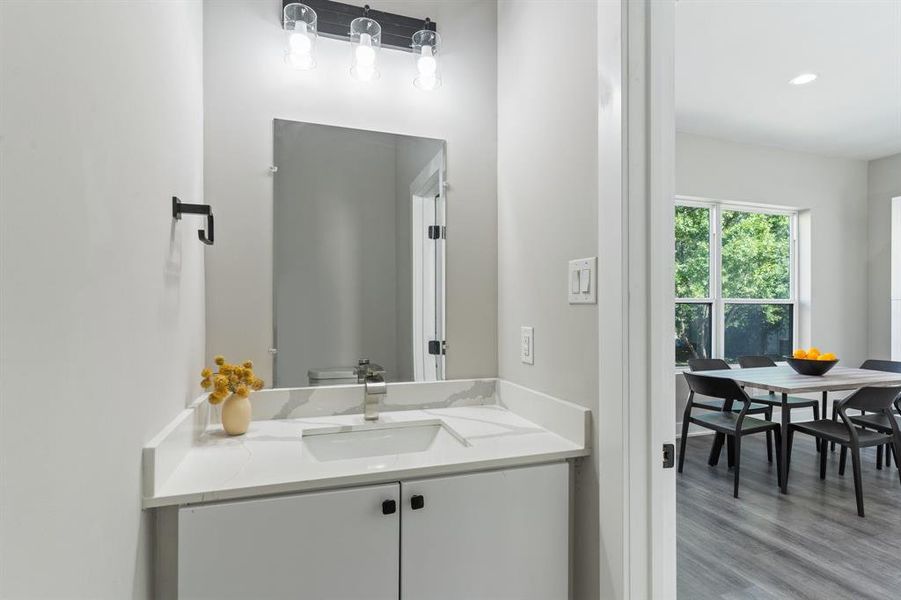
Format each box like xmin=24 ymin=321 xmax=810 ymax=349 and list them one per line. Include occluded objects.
xmin=143 ymin=400 xmax=589 ymax=508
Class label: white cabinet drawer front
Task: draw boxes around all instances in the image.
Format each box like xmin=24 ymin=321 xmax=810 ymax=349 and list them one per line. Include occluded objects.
xmin=178 ymin=483 xmax=400 ymax=600
xmin=401 ymin=462 xmax=569 ymax=600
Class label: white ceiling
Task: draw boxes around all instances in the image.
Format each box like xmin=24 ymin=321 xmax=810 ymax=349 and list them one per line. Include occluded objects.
xmin=676 ymin=0 xmax=901 ymax=161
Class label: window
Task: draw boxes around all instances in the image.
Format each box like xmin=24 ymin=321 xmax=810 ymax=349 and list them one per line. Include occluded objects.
xmin=675 ymin=199 xmax=797 ymax=366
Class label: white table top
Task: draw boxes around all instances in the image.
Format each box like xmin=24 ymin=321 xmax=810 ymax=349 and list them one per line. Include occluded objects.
xmin=692 ymin=366 xmax=901 ymax=394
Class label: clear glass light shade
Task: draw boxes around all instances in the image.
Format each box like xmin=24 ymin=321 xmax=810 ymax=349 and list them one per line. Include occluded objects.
xmin=350 ymin=17 xmax=381 ymax=81
xmin=283 ymin=3 xmax=317 ymax=71
xmin=411 ymin=30 xmax=441 ymax=91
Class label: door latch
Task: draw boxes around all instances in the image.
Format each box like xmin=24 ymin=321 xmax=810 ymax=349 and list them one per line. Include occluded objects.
xmin=663 ymin=443 xmax=675 ymax=469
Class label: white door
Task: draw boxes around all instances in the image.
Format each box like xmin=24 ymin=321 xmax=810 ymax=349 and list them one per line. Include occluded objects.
xmin=178 ymin=484 xmax=400 ymax=600
xmin=400 ymin=463 xmax=569 ymax=600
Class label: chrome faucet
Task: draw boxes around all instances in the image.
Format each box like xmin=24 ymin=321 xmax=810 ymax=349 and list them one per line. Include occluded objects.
xmin=357 ymin=359 xmax=386 ymax=421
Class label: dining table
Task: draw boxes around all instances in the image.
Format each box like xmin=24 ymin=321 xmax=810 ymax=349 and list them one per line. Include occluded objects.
xmin=693 ymin=365 xmax=901 ymax=493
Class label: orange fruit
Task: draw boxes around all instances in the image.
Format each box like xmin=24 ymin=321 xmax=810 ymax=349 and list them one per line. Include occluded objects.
xmin=793 ymin=349 xmax=808 ymax=359
xmin=807 ymin=347 xmax=821 ymax=359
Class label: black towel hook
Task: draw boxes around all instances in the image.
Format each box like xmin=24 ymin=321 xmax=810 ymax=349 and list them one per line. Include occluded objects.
xmin=172 ymin=196 xmax=214 ymax=245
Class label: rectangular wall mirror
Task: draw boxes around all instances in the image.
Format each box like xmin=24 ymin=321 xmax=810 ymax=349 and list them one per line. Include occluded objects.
xmin=273 ymin=120 xmax=446 ymax=388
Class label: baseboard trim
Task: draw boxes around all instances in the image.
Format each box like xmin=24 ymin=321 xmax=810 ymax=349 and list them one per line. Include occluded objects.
xmin=675 ymin=428 xmax=714 ymax=440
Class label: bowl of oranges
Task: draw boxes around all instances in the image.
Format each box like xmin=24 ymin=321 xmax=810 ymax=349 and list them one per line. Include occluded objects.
xmin=786 ymin=347 xmax=838 ymax=376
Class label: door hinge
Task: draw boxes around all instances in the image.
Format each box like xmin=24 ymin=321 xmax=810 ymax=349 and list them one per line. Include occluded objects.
xmin=662 ymin=443 xmax=675 ymax=469
xmin=428 ymin=225 xmax=445 ymax=240
xmin=428 ymin=340 xmax=446 ymax=355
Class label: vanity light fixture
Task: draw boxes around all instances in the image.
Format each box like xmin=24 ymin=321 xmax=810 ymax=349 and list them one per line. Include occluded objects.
xmin=789 ymin=72 xmax=818 ymax=86
xmin=349 ymin=10 xmax=381 ymax=82
xmin=411 ymin=25 xmax=441 ymax=91
xmin=279 ymin=1 xmax=440 ymax=84
xmin=283 ymin=3 xmax=318 ymax=71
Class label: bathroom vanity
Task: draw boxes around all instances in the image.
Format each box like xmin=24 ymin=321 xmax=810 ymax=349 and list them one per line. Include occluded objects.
xmin=145 ymin=379 xmax=590 ymax=599
xmin=141 ymin=117 xmax=590 ymax=599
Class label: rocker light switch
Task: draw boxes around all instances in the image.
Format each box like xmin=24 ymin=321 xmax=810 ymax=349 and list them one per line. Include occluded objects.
xmin=568 ymin=257 xmax=597 ymax=304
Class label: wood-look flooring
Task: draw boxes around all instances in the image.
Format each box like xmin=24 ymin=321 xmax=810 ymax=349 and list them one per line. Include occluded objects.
xmin=678 ymin=434 xmax=901 ymax=600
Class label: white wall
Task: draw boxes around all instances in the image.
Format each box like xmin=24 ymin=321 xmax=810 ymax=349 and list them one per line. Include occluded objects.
xmin=203 ymin=0 xmax=497 ymax=385
xmin=675 ymin=132 xmax=869 ymax=425
xmin=0 ymin=2 xmax=205 ymax=598
xmin=497 ymin=1 xmax=599 ymax=597
xmin=867 ymin=152 xmax=901 ymax=359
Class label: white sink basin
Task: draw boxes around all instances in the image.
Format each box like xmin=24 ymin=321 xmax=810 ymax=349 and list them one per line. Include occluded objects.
xmin=302 ymin=419 xmax=469 ymax=462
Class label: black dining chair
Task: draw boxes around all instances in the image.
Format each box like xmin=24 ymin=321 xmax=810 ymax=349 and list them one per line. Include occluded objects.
xmin=687 ymin=358 xmax=774 ymax=463
xmin=679 ymin=372 xmax=783 ymax=497
xmin=830 ymin=359 xmax=901 ymax=459
xmin=847 ymin=394 xmax=901 ymax=476
xmin=738 ymin=355 xmax=821 ymax=451
xmin=786 ymin=385 xmax=901 ymax=517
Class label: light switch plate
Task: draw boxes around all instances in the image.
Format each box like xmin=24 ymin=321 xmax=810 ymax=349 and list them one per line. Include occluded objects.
xmin=520 ymin=326 xmax=534 ymax=365
xmin=568 ymin=257 xmax=597 ymax=304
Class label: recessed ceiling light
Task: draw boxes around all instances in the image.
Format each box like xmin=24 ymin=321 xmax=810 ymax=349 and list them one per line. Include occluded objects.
xmin=789 ymin=73 xmax=818 ymax=86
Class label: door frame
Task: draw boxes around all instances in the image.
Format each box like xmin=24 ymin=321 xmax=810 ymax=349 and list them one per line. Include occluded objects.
xmin=410 ymin=151 xmax=446 ymax=381
xmin=891 ymin=197 xmax=901 ymax=360
xmin=597 ymin=1 xmax=676 ymax=598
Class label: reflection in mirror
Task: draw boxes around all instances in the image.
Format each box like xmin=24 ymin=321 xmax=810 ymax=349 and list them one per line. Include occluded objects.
xmin=273 ymin=120 xmax=446 ymax=388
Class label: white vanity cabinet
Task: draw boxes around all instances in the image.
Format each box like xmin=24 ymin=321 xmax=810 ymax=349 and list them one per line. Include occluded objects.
xmin=162 ymin=463 xmax=569 ymax=600
xmin=173 ymin=483 xmax=400 ymax=600
xmin=401 ymin=462 xmax=569 ymax=600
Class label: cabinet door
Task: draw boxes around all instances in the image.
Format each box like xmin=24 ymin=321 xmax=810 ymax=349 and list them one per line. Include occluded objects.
xmin=178 ymin=484 xmax=399 ymax=600
xmin=401 ymin=463 xmax=569 ymax=600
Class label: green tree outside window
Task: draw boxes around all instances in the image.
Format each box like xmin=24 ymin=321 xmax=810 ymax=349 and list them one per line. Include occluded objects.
xmin=675 ymin=204 xmax=793 ymax=365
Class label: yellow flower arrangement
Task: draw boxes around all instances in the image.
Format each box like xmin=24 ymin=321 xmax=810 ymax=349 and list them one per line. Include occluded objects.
xmin=209 ymin=389 xmax=227 ymax=405
xmin=200 ymin=356 xmax=265 ymax=404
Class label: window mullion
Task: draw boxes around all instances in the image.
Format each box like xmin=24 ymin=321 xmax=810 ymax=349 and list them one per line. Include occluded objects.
xmin=791 ymin=212 xmax=799 ymax=349
xmin=713 ymin=204 xmax=724 ymax=359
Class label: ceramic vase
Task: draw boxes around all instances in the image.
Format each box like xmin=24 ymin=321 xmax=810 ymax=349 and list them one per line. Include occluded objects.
xmin=221 ymin=393 xmax=251 ymax=435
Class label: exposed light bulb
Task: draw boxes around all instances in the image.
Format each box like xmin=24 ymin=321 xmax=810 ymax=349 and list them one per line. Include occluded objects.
xmin=287 ymin=52 xmax=315 ymax=70
xmin=416 ymin=75 xmax=439 ymax=91
xmin=349 ymin=17 xmax=381 ymax=82
xmin=356 ymin=34 xmax=376 ymax=66
xmin=284 ymin=12 xmax=316 ymax=71
xmin=289 ymin=23 xmax=312 ymax=54
xmin=351 ymin=31 xmax=379 ymax=81
xmin=789 ymin=73 xmax=817 ymax=85
xmin=355 ymin=65 xmax=376 ymax=81
xmin=417 ymin=46 xmax=437 ymax=76
xmin=411 ymin=30 xmax=441 ymax=91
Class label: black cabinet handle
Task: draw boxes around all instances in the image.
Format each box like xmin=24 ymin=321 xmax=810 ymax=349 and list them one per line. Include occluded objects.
xmin=382 ymin=499 xmax=396 ymax=515
xmin=410 ymin=494 xmax=425 ymax=510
